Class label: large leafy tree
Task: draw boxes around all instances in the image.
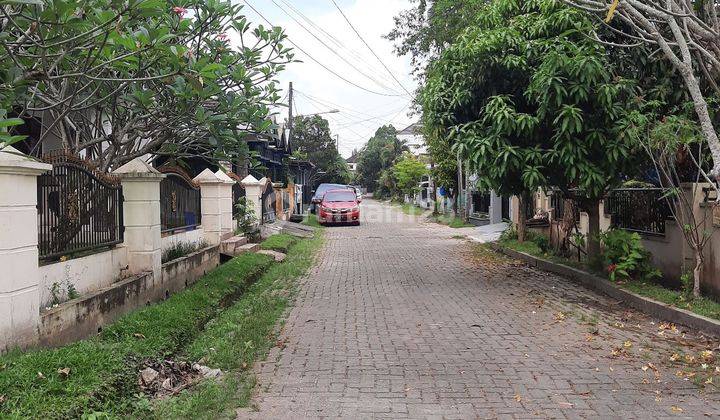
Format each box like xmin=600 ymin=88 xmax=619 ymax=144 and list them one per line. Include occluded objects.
xmin=291 ymin=114 xmax=349 ymax=185
xmin=393 ymin=152 xmax=427 ymax=197
xmin=0 ymin=0 xmax=292 ymax=171
xmin=355 ymin=125 xmax=407 ymax=192
xmin=422 ymin=0 xmax=642 ymax=256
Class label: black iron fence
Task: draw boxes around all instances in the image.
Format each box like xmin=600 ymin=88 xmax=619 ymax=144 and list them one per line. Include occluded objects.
xmin=159 ymin=167 xmax=201 ymax=233
xmin=229 ymin=173 xmax=246 ymax=219
xmin=37 ymin=153 xmax=124 ymax=261
xmin=261 ymin=184 xmax=276 ymax=223
xmin=606 ymin=188 xmax=672 ymax=236
xmin=472 ymin=191 xmax=491 ymax=214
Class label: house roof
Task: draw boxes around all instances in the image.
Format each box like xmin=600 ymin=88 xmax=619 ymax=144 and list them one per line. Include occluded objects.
xmin=346 ymin=153 xmax=359 ymax=164
xmin=398 ymin=122 xmax=423 ymax=136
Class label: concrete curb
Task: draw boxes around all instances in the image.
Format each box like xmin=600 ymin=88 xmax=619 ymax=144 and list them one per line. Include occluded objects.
xmin=489 ymin=243 xmax=720 ymax=337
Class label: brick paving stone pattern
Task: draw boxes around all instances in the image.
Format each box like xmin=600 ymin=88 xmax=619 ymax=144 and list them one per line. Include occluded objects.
xmin=239 ymin=199 xmax=720 ymax=419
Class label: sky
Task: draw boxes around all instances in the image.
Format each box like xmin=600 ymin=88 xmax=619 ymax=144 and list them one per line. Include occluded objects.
xmin=236 ymin=0 xmax=418 ymax=158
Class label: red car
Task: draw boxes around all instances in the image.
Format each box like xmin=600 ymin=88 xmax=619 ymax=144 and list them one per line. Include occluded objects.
xmin=318 ymin=189 xmax=361 ymax=226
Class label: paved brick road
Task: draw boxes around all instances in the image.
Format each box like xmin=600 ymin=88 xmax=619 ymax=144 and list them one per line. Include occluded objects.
xmin=241 ymin=200 xmax=720 ymax=419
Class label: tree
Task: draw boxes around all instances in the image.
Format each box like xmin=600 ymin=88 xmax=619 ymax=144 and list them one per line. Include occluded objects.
xmin=422 ymin=0 xmax=641 ymax=255
xmin=291 ymin=115 xmax=349 ymax=185
xmin=0 ymin=0 xmax=292 ymax=170
xmin=565 ymin=0 xmax=720 ymax=182
xmin=393 ymin=152 xmax=427 ymax=197
xmin=355 ymin=125 xmax=407 ymax=192
xmin=385 ymin=0 xmax=484 ymax=77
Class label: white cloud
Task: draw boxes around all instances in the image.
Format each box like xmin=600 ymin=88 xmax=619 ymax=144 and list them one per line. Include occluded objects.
xmin=238 ymin=0 xmax=417 ymax=157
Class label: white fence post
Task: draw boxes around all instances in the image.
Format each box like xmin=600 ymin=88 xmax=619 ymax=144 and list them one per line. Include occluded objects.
xmin=0 ymin=146 xmax=52 ymax=350
xmin=194 ymin=169 xmax=226 ymax=245
xmin=114 ymin=159 xmax=165 ymax=280
xmin=241 ymin=175 xmax=265 ymax=225
xmin=215 ymin=170 xmax=236 ymax=239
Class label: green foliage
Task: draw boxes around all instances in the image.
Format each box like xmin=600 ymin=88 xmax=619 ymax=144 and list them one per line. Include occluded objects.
xmin=420 ymin=0 xmax=643 ymax=202
xmin=432 ymin=214 xmax=474 ymax=228
xmin=259 ymin=234 xmax=296 ymax=253
xmin=600 ymin=229 xmax=660 ymax=282
xmin=161 ymin=240 xmax=209 ymax=264
xmin=291 ymin=115 xmax=350 ymax=184
xmin=0 ymin=252 xmax=273 ymax=418
xmin=0 ymin=0 xmax=293 ymax=168
xmin=531 ymin=234 xmax=550 ymax=253
xmin=355 ymin=125 xmax=408 ymax=192
xmin=235 ymin=197 xmax=258 ymax=236
xmin=392 ymin=153 xmax=428 ymax=196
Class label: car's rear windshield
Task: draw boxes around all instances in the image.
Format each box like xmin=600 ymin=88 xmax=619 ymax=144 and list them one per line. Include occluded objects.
xmin=316 ymin=184 xmax=347 ymax=195
xmin=324 ymin=191 xmax=357 ymax=202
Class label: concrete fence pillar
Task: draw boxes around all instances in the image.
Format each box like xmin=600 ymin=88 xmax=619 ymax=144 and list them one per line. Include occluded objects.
xmin=241 ymin=175 xmax=264 ymax=225
xmin=194 ymin=169 xmax=232 ymax=245
xmin=0 ymin=146 xmax=52 ymax=350
xmin=489 ymin=190 xmax=503 ymax=224
xmin=214 ymin=169 xmax=235 ymax=239
xmin=114 ymin=159 xmax=165 ymax=280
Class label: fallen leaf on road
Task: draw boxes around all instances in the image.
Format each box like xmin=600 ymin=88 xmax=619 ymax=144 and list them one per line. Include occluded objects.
xmin=554 ymin=312 xmax=566 ymax=322
xmin=670 ymin=353 xmax=680 ymax=362
xmin=57 ymin=367 xmax=70 ymax=377
xmin=623 ymin=340 xmax=632 ymax=348
xmin=558 ymin=402 xmax=574 ymax=408
xmin=514 ymin=394 xmax=522 ymax=402
xmin=671 ymin=406 xmax=683 ymax=413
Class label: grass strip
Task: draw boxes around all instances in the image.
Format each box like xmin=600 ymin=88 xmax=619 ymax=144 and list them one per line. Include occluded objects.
xmin=148 ymin=230 xmax=325 ymax=418
xmin=0 ymin=252 xmax=273 ymax=419
xmin=432 ymin=214 xmax=474 ymax=228
xmin=259 ymin=233 xmax=297 ymax=253
xmin=495 ymin=239 xmax=720 ymax=321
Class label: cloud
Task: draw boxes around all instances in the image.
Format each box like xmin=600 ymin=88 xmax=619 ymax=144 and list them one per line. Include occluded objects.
xmin=238 ymin=0 xmax=417 ymax=157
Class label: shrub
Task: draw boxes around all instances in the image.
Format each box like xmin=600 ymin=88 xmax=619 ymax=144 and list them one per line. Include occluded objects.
xmin=531 ymin=234 xmax=549 ymax=252
xmin=600 ymin=229 xmax=661 ymax=282
xmin=161 ymin=240 xmax=209 ymax=264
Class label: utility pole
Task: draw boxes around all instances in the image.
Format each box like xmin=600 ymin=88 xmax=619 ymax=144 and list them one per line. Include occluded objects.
xmin=287 ymin=82 xmax=293 ymax=147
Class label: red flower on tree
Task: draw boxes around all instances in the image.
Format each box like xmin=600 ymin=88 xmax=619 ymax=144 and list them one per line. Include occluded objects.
xmin=607 ymin=263 xmax=617 ymax=273
xmin=172 ymin=6 xmax=187 ymax=17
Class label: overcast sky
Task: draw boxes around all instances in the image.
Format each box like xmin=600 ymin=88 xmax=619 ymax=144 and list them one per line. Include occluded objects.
xmin=237 ymin=0 xmax=417 ymax=158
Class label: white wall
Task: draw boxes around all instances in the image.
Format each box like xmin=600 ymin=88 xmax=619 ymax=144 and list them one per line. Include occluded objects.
xmin=161 ymin=227 xmax=206 ymax=252
xmin=39 ymin=246 xmax=129 ymax=308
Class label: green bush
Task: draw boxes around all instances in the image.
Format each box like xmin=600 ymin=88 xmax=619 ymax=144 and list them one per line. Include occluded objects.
xmin=600 ymin=229 xmax=660 ymax=282
xmin=161 ymin=240 xmax=209 ymax=264
xmin=531 ymin=234 xmax=549 ymax=252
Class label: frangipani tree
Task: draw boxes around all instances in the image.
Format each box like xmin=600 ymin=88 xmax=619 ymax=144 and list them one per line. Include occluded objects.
xmin=422 ymin=0 xmax=640 ymax=256
xmin=0 ymin=0 xmax=293 ymax=170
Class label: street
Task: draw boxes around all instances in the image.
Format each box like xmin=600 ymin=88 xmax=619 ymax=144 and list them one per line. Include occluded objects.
xmin=243 ymin=200 xmax=720 ymax=418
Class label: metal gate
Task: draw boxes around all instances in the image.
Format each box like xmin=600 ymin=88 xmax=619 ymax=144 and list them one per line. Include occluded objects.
xmin=261 ymin=184 xmax=276 ymax=224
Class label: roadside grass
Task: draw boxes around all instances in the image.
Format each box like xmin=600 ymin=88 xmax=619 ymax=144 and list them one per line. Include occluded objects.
xmin=398 ymin=203 xmax=424 ymax=216
xmin=621 ymin=280 xmax=720 ymax=320
xmin=302 ymin=214 xmax=322 ymax=228
xmin=495 ymin=238 xmax=720 ymax=321
xmin=259 ymin=233 xmax=297 ymax=253
xmin=0 ymin=252 xmax=274 ymax=419
xmin=149 ymin=229 xmax=325 ymax=418
xmin=432 ymin=214 xmax=474 ymax=228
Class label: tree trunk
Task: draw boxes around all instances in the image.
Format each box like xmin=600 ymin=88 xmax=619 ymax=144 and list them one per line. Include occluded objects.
xmin=586 ymin=199 xmax=601 ymax=259
xmin=464 ymin=160 xmax=472 ymax=223
xmin=693 ymin=250 xmax=703 ymax=298
xmin=456 ymin=152 xmax=463 ymax=220
xmin=517 ymin=193 xmax=527 ymax=243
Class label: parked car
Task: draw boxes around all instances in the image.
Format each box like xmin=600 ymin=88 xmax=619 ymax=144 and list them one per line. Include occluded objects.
xmin=317 ymin=189 xmax=361 ymax=226
xmin=310 ymin=183 xmax=352 ymax=213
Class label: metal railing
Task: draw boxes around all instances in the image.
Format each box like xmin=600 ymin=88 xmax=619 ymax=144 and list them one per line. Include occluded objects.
xmin=606 ymin=188 xmax=672 ymax=236
xmin=37 ymin=153 xmax=124 ymax=261
xmin=159 ymin=167 xmax=201 ymax=233
xmin=261 ymin=184 xmax=276 ymax=223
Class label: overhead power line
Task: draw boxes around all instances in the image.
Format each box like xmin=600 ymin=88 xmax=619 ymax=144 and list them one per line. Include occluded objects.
xmin=269 ymin=0 xmax=403 ymax=95
xmin=329 ymin=0 xmax=413 ymax=97
xmin=241 ymin=0 xmax=406 ymax=97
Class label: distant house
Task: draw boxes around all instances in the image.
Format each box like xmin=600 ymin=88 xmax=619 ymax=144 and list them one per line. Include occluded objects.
xmin=398 ymin=122 xmax=427 ymax=156
xmin=346 ymin=152 xmax=359 ymax=172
